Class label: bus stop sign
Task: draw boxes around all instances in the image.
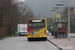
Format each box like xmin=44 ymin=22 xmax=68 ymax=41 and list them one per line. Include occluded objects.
xmin=74 ymin=8 xmax=75 ymax=13
xmin=57 ymin=14 xmax=60 ymax=18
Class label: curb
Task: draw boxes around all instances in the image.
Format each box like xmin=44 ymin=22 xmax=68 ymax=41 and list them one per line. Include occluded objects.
xmin=70 ymin=36 xmax=75 ymax=38
xmin=47 ymin=39 xmax=66 ymax=50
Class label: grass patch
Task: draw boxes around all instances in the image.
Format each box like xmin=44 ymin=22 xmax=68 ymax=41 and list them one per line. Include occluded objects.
xmin=8 ymin=34 xmax=16 ymax=37
xmin=0 ymin=36 xmax=7 ymax=40
xmin=0 ymin=37 xmax=3 ymax=39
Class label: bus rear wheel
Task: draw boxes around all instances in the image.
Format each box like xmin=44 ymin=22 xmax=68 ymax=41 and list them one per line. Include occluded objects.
xmin=28 ymin=38 xmax=32 ymax=41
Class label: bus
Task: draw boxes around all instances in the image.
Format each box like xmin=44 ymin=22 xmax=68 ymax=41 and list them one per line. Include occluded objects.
xmin=27 ymin=18 xmax=47 ymax=41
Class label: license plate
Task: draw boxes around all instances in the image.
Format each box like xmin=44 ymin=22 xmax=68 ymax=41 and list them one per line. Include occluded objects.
xmin=36 ymin=36 xmax=39 ymax=37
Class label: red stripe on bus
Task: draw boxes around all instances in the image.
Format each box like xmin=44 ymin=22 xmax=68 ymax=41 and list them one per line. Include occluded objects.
xmin=27 ymin=18 xmax=35 ymax=32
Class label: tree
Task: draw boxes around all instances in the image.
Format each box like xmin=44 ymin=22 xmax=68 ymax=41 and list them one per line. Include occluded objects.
xmin=46 ymin=17 xmax=53 ymax=32
xmin=0 ymin=0 xmax=3 ymax=27
xmin=0 ymin=0 xmax=35 ymax=35
xmin=62 ymin=7 xmax=75 ymax=33
xmin=17 ymin=2 xmax=34 ymax=24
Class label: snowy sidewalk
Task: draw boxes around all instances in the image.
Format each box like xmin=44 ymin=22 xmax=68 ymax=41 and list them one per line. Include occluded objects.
xmin=47 ymin=33 xmax=75 ymax=50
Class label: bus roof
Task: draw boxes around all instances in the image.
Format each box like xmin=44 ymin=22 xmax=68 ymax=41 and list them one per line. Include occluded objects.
xmin=27 ymin=18 xmax=46 ymax=20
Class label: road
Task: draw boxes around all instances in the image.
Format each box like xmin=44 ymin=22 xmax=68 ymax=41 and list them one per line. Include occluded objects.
xmin=0 ymin=36 xmax=59 ymax=50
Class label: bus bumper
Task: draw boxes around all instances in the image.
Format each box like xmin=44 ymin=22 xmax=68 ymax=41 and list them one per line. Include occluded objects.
xmin=28 ymin=37 xmax=47 ymax=41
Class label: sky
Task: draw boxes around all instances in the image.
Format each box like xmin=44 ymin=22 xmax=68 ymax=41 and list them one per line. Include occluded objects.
xmin=18 ymin=0 xmax=75 ymax=17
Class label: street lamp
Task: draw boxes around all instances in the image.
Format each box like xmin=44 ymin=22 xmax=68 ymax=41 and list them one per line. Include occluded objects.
xmin=56 ymin=3 xmax=64 ymax=22
xmin=56 ymin=3 xmax=64 ymax=6
xmin=51 ymin=9 xmax=57 ymax=23
xmin=53 ymin=6 xmax=60 ymax=9
xmin=51 ymin=9 xmax=57 ymax=37
xmin=53 ymin=6 xmax=60 ymax=22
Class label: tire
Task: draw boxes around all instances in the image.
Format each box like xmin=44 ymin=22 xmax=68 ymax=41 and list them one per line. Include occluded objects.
xmin=28 ymin=38 xmax=32 ymax=41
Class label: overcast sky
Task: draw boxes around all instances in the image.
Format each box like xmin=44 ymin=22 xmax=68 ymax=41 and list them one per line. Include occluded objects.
xmin=23 ymin=0 xmax=75 ymax=17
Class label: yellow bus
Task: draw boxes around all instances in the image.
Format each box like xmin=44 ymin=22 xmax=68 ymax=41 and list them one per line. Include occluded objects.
xmin=27 ymin=18 xmax=47 ymax=41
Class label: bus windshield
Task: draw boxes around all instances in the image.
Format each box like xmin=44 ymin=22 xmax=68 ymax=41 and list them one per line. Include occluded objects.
xmin=29 ymin=23 xmax=45 ymax=28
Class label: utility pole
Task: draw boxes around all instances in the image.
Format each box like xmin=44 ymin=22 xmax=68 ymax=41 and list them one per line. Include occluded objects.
xmin=68 ymin=0 xmax=70 ymax=41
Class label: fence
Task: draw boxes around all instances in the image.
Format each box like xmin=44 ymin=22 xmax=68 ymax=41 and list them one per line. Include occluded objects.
xmin=0 ymin=27 xmax=8 ymax=38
